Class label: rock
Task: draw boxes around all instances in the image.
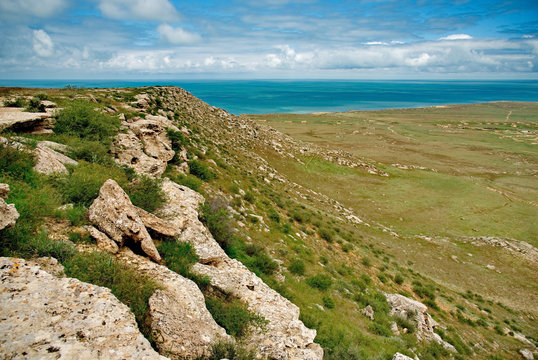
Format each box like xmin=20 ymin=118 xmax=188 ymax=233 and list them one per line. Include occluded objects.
xmin=361 ymin=305 xmax=374 ymax=320
xmin=0 ymin=183 xmax=10 ymax=199
xmin=385 ymin=293 xmax=456 ymax=352
xmin=0 ymin=184 xmax=19 ymax=230
xmin=112 ymin=116 xmax=175 ymax=177
xmin=117 ymin=248 xmax=229 ymax=359
xmin=32 ymin=256 xmax=65 ymax=277
xmin=160 ymin=179 xmax=323 ymax=359
xmin=519 ymin=349 xmax=534 ymax=359
xmin=33 ymin=141 xmax=78 ymax=175
xmin=136 ymin=207 xmax=180 ymax=238
xmin=393 ymin=353 xmax=415 ymax=360
xmin=0 ymin=257 xmax=168 ymax=360
xmin=86 ymin=225 xmax=120 ymax=254
xmin=88 ymin=179 xmax=161 ymax=263
xmin=391 ymin=322 xmax=401 ymax=336
xmin=0 ymin=107 xmax=52 ymax=133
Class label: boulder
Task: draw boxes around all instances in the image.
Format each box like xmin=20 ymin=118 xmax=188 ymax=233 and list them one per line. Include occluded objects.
xmin=393 ymin=353 xmax=415 ymax=360
xmin=161 ymin=178 xmax=323 ymax=360
xmin=88 ymin=179 xmax=161 ymax=263
xmin=85 ymin=225 xmax=120 ymax=254
xmin=385 ymin=293 xmax=456 ymax=352
xmin=519 ymin=349 xmax=534 ymax=360
xmin=136 ymin=207 xmax=180 ymax=238
xmin=112 ymin=116 xmax=176 ymax=177
xmin=0 ymin=257 xmax=168 ymax=360
xmin=361 ymin=305 xmax=374 ymax=320
xmin=0 ymin=107 xmax=52 ymax=133
xmin=117 ymin=248 xmax=230 ymax=359
xmin=0 ymin=184 xmax=19 ymax=230
xmin=33 ymin=141 xmax=78 ymax=175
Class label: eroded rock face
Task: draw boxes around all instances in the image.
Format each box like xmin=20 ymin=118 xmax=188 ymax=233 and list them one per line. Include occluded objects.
xmin=0 ymin=183 xmax=19 ymax=230
xmin=88 ymin=179 xmax=162 ymax=263
xmin=112 ymin=116 xmax=176 ymax=177
xmin=393 ymin=353 xmax=415 ymax=360
xmin=0 ymin=107 xmax=52 ymax=134
xmin=117 ymin=248 xmax=230 ymax=359
xmin=160 ymin=178 xmax=323 ymax=360
xmin=33 ymin=141 xmax=78 ymax=175
xmin=0 ymin=257 xmax=168 ymax=360
xmin=385 ymin=293 xmax=456 ymax=352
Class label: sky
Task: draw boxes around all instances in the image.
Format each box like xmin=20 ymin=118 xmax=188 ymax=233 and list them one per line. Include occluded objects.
xmin=0 ymin=0 xmax=537 ymax=80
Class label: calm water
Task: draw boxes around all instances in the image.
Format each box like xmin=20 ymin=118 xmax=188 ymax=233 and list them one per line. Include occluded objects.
xmin=1 ymin=80 xmax=537 ymax=114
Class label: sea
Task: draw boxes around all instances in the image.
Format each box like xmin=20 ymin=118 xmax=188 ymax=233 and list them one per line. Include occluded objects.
xmin=1 ymin=80 xmax=537 ymax=115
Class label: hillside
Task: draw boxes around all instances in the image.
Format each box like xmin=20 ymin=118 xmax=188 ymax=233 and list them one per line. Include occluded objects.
xmin=0 ymin=86 xmax=536 ymax=360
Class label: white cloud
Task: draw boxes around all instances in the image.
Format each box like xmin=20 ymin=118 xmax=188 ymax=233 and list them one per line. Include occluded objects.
xmin=33 ymin=29 xmax=54 ymax=57
xmin=364 ymin=41 xmax=388 ymax=45
xmin=0 ymin=0 xmax=66 ymax=18
xmin=439 ymin=34 xmax=473 ymax=40
xmin=98 ymin=0 xmax=180 ymax=22
xmin=157 ymin=24 xmax=201 ymax=44
xmin=522 ymin=34 xmax=534 ymax=39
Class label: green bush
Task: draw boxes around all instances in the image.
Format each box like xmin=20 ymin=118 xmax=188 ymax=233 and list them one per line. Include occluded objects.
xmin=394 ymin=274 xmax=405 ymax=285
xmin=171 ymin=173 xmax=203 ymax=192
xmin=127 ymin=176 xmax=165 ymax=213
xmin=201 ymin=340 xmax=256 ymax=360
xmin=243 ymin=191 xmax=255 ymax=203
xmin=54 ymin=101 xmax=120 ymax=143
xmin=68 ymin=139 xmax=112 ymax=165
xmin=306 ymin=274 xmax=333 ymax=291
xmin=25 ymin=97 xmax=45 ymax=112
xmin=189 ymin=159 xmax=214 ymax=181
xmin=323 ymin=295 xmax=335 ymax=309
xmin=158 ymin=241 xmax=211 ymax=288
xmin=57 ymin=161 xmax=128 ymax=207
xmin=200 ymin=197 xmax=234 ymax=249
xmin=412 ymin=281 xmax=437 ymax=300
xmin=247 ymin=252 xmax=279 ymax=276
xmin=368 ymin=321 xmax=392 ymax=337
xmin=205 ymin=294 xmax=267 ymax=338
xmin=0 ymin=145 xmax=35 ymax=181
xmin=395 ymin=313 xmax=416 ymax=334
xmin=319 ymin=227 xmax=333 ymax=242
xmin=64 ymin=251 xmax=160 ymax=341
xmin=288 ymin=259 xmax=306 ymax=275
xmin=4 ymin=97 xmax=26 ymax=107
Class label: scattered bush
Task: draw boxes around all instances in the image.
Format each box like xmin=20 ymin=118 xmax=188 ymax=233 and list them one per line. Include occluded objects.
xmin=341 ymin=243 xmax=353 ymax=252
xmin=412 ymin=281 xmax=436 ymax=301
xmin=306 ymin=274 xmax=333 ymax=291
xmin=395 ymin=313 xmax=416 ymax=334
xmin=246 ymin=252 xmax=279 ymax=276
xmin=323 ymin=295 xmax=335 ymax=309
xmin=318 ymin=227 xmax=333 ymax=242
xmin=200 ymin=197 xmax=233 ymax=249
xmin=0 ymin=145 xmax=35 ymax=181
xmin=68 ymin=139 xmax=112 ymax=165
xmin=201 ymin=340 xmax=256 ymax=360
xmin=394 ymin=274 xmax=405 ymax=285
xmin=4 ymin=97 xmax=26 ymax=107
xmin=54 ymin=101 xmax=120 ymax=143
xmin=243 ymin=191 xmax=255 ymax=203
xmin=288 ymin=259 xmax=306 ymax=275
xmin=127 ymin=176 xmax=165 ymax=213
xmin=361 ymin=257 xmax=371 ymax=267
xmin=267 ymin=208 xmax=280 ymax=223
xmin=189 ymin=159 xmax=214 ymax=181
xmin=25 ymin=97 xmax=45 ymax=112
xmin=368 ymin=321 xmax=392 ymax=337
xmin=205 ymin=294 xmax=267 ymax=338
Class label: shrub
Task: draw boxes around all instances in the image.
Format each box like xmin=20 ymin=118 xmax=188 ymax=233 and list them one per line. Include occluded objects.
xmin=342 ymin=243 xmax=353 ymax=252
xmin=394 ymin=274 xmax=405 ymax=285
xmin=247 ymin=252 xmax=279 ymax=276
xmin=267 ymin=208 xmax=280 ymax=223
xmin=0 ymin=145 xmax=35 ymax=181
xmin=412 ymin=281 xmax=436 ymax=300
xmin=4 ymin=97 xmax=26 ymax=107
xmin=200 ymin=197 xmax=233 ymax=249
xmin=243 ymin=191 xmax=255 ymax=203
xmin=306 ymin=274 xmax=333 ymax=291
xmin=288 ymin=259 xmax=306 ymax=275
xmin=318 ymin=227 xmax=333 ymax=242
xmin=189 ymin=159 xmax=214 ymax=181
xmin=202 ymin=340 xmax=256 ymax=360
xmin=395 ymin=313 xmax=416 ymax=334
xmin=205 ymin=294 xmax=267 ymax=338
xmin=323 ymin=295 xmax=335 ymax=309
xmin=281 ymin=222 xmax=292 ymax=234
xmin=127 ymin=176 xmax=165 ymax=213
xmin=68 ymin=139 xmax=112 ymax=165
xmin=54 ymin=101 xmax=120 ymax=143
xmin=57 ymin=161 xmax=128 ymax=207
xmin=368 ymin=321 xmax=392 ymax=337
xmin=63 ymin=251 xmax=160 ymax=341
xmin=26 ymin=97 xmax=45 ymax=112
xmin=361 ymin=257 xmax=371 ymax=267
xmin=63 ymin=205 xmax=88 ymax=226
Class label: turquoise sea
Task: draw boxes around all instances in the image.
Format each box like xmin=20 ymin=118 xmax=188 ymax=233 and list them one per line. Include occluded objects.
xmin=1 ymin=80 xmax=537 ymax=115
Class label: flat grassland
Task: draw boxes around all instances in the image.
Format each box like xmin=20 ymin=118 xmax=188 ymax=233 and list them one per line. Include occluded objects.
xmin=249 ymin=102 xmax=538 ymax=313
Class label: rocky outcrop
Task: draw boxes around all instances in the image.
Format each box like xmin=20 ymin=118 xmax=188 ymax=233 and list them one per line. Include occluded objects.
xmin=0 ymin=183 xmax=19 ymax=230
xmin=385 ymin=293 xmax=456 ymax=352
xmin=0 ymin=257 xmax=167 ymax=360
xmin=117 ymin=248 xmax=229 ymax=359
xmin=393 ymin=353 xmax=415 ymax=360
xmin=112 ymin=115 xmax=176 ymax=177
xmin=88 ymin=179 xmax=162 ymax=263
xmin=160 ymin=178 xmax=323 ymax=360
xmin=0 ymin=107 xmax=52 ymax=134
xmin=361 ymin=305 xmax=374 ymax=320
xmin=86 ymin=225 xmax=120 ymax=254
xmin=33 ymin=141 xmax=78 ymax=175
xmin=519 ymin=349 xmax=535 ymax=360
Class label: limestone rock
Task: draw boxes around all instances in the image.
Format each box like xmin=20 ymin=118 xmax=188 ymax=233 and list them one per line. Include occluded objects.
xmin=117 ymin=248 xmax=229 ymax=359
xmin=0 ymin=184 xmax=19 ymax=231
xmin=385 ymin=293 xmax=456 ymax=352
xmin=88 ymin=179 xmax=161 ymax=263
xmin=391 ymin=322 xmax=401 ymax=336
xmin=0 ymin=257 xmax=168 ymax=360
xmin=86 ymin=225 xmax=120 ymax=254
xmin=34 ymin=141 xmax=78 ymax=175
xmin=136 ymin=207 xmax=180 ymax=238
xmin=161 ymin=179 xmax=323 ymax=360
xmin=0 ymin=107 xmax=52 ymax=133
xmin=519 ymin=349 xmax=534 ymax=360
xmin=112 ymin=116 xmax=175 ymax=177
xmin=32 ymin=256 xmax=65 ymax=277
xmin=361 ymin=305 xmax=374 ymax=320
xmin=393 ymin=353 xmax=415 ymax=360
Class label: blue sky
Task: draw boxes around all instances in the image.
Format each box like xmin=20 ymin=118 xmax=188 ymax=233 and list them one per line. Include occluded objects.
xmin=0 ymin=0 xmax=537 ymax=79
